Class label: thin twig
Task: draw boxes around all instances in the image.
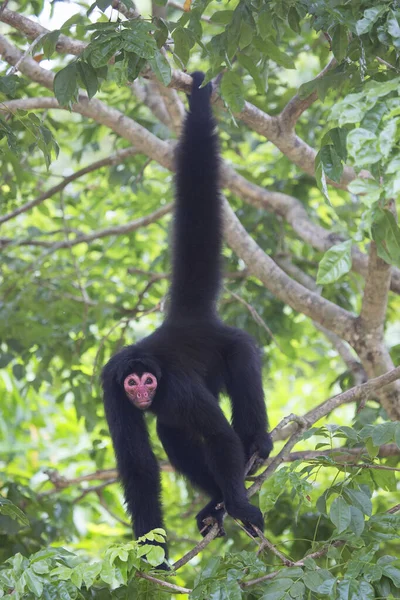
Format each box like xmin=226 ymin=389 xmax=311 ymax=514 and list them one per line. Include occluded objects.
xmin=97 ymin=491 xmax=131 ymax=528
xmin=7 ymin=32 xmax=46 ymax=75
xmin=136 ymin=571 xmax=191 ymax=594
xmin=253 ymin=527 xmax=294 ymax=565
xmin=225 ymin=287 xmax=286 ymax=353
xmin=172 ymin=523 xmax=220 ymax=570
xmin=0 ymin=147 xmax=138 ymax=226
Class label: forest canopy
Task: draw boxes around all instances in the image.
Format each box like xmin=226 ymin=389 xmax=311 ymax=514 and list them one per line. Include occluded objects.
xmin=1 ymin=0 xmax=400 ymax=598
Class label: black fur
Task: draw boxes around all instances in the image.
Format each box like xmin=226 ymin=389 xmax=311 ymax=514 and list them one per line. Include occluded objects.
xmin=102 ymin=72 xmax=272 ymax=557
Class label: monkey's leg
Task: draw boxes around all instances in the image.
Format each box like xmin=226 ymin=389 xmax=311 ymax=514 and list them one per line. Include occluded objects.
xmin=157 ymin=423 xmax=224 ymax=536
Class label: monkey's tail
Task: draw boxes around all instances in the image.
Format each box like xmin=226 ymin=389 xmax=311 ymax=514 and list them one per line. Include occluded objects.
xmin=168 ymin=72 xmax=221 ymax=319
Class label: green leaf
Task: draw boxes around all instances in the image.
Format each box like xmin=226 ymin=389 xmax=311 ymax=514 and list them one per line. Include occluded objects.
xmin=331 ymin=24 xmax=348 ymax=62
xmin=53 ymin=64 xmax=78 ymax=106
xmin=366 ymin=438 xmax=380 ymax=458
xmin=330 ymin=496 xmax=351 ymax=533
xmin=77 ymin=61 xmax=98 ymax=100
xmin=387 ymin=11 xmax=400 ymax=49
xmin=258 ymin=8 xmax=274 ymax=40
xmin=288 ymin=7 xmax=301 ymax=33
xmin=254 ymin=38 xmax=295 ymax=69
xmin=172 ymin=27 xmax=191 ymax=66
xmin=127 ymin=53 xmax=146 ymax=81
xmin=210 ymin=10 xmax=234 ymax=25
xmin=347 ymin=128 xmax=381 ymax=167
xmin=316 ymin=240 xmax=352 ymax=285
xmin=0 ymin=498 xmax=29 ymax=525
xmin=343 ymin=488 xmax=372 ymax=516
xmin=221 ymin=71 xmax=245 ymax=113
xmin=0 ymin=75 xmax=20 ymax=97
xmin=96 ymin=0 xmax=112 ymax=11
xmin=89 ymin=36 xmax=120 ymax=67
xmin=356 ymin=7 xmax=387 ymax=35
xmin=239 ymin=22 xmax=254 ymax=49
xmin=382 ymin=564 xmax=400 ymax=586
xmin=315 ymin=152 xmax=330 ymax=204
xmin=349 ymin=506 xmax=365 ymax=536
xmin=338 ymin=578 xmax=375 ymax=600
xmin=372 ymin=209 xmax=400 ymax=268
xmin=145 ymin=545 xmax=165 ymax=566
xmin=82 ymin=563 xmax=102 ymax=588
xmin=237 ymin=54 xmax=264 ymax=94
xmin=348 ymin=177 xmax=381 ymax=204
xmin=371 ymin=422 xmax=396 ymax=446
xmin=379 ymin=119 xmax=398 ymax=158
xmin=362 ymin=103 xmax=388 ymax=133
xmin=260 ymin=577 xmax=293 ymax=599
xmin=154 ymin=18 xmax=169 ymax=48
xmin=121 ymin=24 xmax=157 ymax=59
xmin=395 ymin=423 xmax=400 ymax=449
xmin=303 ymin=570 xmax=335 ymax=593
xmin=328 ymin=127 xmax=348 ymax=162
xmin=42 ymin=30 xmax=61 ymax=59
xmin=319 ymin=145 xmax=343 ymax=183
xmin=25 ymin=568 xmax=43 ymax=597
xmin=371 ymin=467 xmax=397 ymax=491
xmin=148 ymin=51 xmax=171 ymax=86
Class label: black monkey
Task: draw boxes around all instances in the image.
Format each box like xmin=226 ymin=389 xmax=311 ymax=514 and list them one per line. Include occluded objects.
xmin=102 ymin=72 xmax=273 ymax=557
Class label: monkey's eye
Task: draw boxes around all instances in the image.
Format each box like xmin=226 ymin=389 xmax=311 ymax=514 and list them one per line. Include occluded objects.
xmin=128 ymin=379 xmax=136 ymax=386
xmin=145 ymin=377 xmax=153 ymax=385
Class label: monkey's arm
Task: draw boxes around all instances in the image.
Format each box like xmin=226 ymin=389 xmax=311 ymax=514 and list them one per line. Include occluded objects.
xmin=102 ymin=381 xmax=164 ymax=541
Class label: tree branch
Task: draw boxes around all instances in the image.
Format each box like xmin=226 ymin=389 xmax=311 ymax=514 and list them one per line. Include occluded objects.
xmin=279 ymin=58 xmax=337 ymax=130
xmin=0 ymin=8 xmax=86 ymax=54
xmin=131 ymin=80 xmax=172 ymax=128
xmin=0 ymin=10 xmax=354 ymax=188
xmin=273 ymin=364 xmax=400 ymax=442
xmin=1 ymin=33 xmax=400 ymax=294
xmin=0 ymin=147 xmax=138 ymax=225
xmin=275 ymin=255 xmax=367 ymax=385
xmin=136 ymin=571 xmax=191 ymax=594
xmin=0 ymin=204 xmax=172 ymax=251
xmin=222 ymin=198 xmax=357 ymax=342
xmin=359 ymin=242 xmax=392 ymax=337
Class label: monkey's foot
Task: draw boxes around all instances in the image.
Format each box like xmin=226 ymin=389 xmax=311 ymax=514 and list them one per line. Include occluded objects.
xmin=225 ymin=501 xmax=264 ymax=537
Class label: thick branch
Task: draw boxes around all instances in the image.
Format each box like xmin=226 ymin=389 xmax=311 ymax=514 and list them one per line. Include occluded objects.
xmin=222 ymin=199 xmax=356 ymax=342
xmin=220 ymin=163 xmax=400 ymax=294
xmin=279 ymin=58 xmax=337 ymax=129
xmin=161 ymin=69 xmax=356 ymax=188
xmin=0 ymin=10 xmax=353 ymax=187
xmin=0 ymin=147 xmax=138 ymax=225
xmin=2 ymin=25 xmax=400 ymax=293
xmin=131 ymin=80 xmax=172 ymax=128
xmin=0 ymin=8 xmax=86 ymax=54
xmin=276 ymin=255 xmax=367 ymax=384
xmin=274 ymin=364 xmax=400 ymax=441
xmin=154 ymin=81 xmax=185 ymax=135
xmin=359 ymin=242 xmax=391 ymax=336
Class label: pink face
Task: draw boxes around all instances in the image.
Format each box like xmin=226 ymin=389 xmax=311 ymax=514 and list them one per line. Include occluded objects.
xmin=123 ymin=372 xmax=158 ymax=410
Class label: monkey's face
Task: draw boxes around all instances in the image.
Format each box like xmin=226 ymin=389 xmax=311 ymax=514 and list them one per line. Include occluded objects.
xmin=123 ymin=372 xmax=158 ymax=410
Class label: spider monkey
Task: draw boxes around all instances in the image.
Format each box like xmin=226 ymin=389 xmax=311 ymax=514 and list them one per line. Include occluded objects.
xmin=102 ymin=72 xmax=272 ymax=560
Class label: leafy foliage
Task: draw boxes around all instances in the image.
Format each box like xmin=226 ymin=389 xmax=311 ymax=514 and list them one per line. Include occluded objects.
xmin=1 ymin=0 xmax=400 ymax=598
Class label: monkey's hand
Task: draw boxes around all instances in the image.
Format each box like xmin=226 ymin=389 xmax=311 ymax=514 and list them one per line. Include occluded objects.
xmin=245 ymin=432 xmax=273 ymax=475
